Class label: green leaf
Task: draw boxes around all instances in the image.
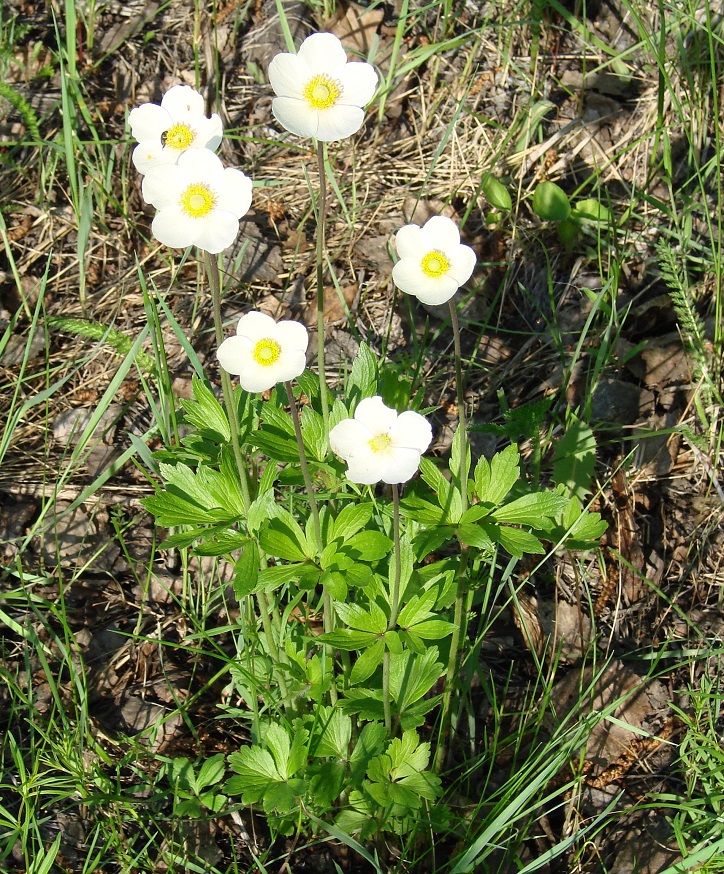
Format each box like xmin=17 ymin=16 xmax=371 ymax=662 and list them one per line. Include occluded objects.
xmin=532 ymin=181 xmax=570 ymax=221
xmin=335 ymin=601 xmax=387 ymax=634
xmin=181 ymin=377 xmax=230 ymax=441
xmin=227 ymin=747 xmax=281 ymax=802
xmin=457 ymin=522 xmax=496 ymax=550
xmin=481 ymin=173 xmax=512 ymax=211
xmin=193 ymin=529 xmax=249 ymax=556
xmin=396 ymin=587 xmax=437 ymax=629
xmin=347 ymin=344 xmax=377 ymax=404
xmin=492 ymin=492 xmax=567 ymax=526
xmin=195 ymin=754 xmax=226 ymax=792
xmin=246 ymin=490 xmax=276 ymax=535
xmin=553 ymin=495 xmax=607 ymax=549
xmin=258 ymin=508 xmax=311 ymax=561
xmin=450 ymin=424 xmax=471 ymax=495
xmin=474 ymin=444 xmax=520 ymax=505
xmin=552 ymin=418 xmax=597 ymax=500
xmin=315 ymin=708 xmax=352 ymax=759
xmin=493 ymin=524 xmax=545 ymax=557
xmin=301 ymin=405 xmax=327 ymax=460
xmin=349 ymin=723 xmax=387 ymax=784
xmin=399 ymin=494 xmax=446 ymax=525
xmin=321 ymin=569 xmax=348 ymax=600
xmin=342 ymin=530 xmax=393 ymax=562
xmin=420 ymin=457 xmax=463 ymax=523
xmin=350 ymin=639 xmax=385 ymax=685
xmin=410 ymin=619 xmax=456 ymax=640
xmin=333 ymin=502 xmax=374 ymax=540
xmin=573 ymin=198 xmax=613 ymax=223
xmin=234 ymin=541 xmax=259 ymax=598
xmin=390 ymin=648 xmax=444 ymax=720
xmin=320 ymin=629 xmax=377 ymax=650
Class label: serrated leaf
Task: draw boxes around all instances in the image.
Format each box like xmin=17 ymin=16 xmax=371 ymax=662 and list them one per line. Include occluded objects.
xmin=227 ymin=747 xmax=281 ymax=802
xmin=399 ymin=495 xmax=446 ymax=525
xmin=552 ymin=418 xmax=597 ymax=500
xmin=420 ymin=458 xmax=463 ymax=523
xmin=347 ymin=344 xmax=377 ymax=403
xmin=333 ymin=502 xmax=374 ymax=541
xmin=246 ymin=490 xmax=276 ymax=535
xmin=350 ymin=639 xmax=385 ymax=684
xmin=194 ymin=529 xmax=249 ymax=556
xmin=258 ymin=509 xmax=311 ymax=562
xmin=474 ymin=444 xmax=520 ymax=505
xmin=195 ymin=753 xmax=226 ymax=792
xmin=320 ymin=629 xmax=377 ymax=650
xmin=342 ymin=530 xmax=393 ymax=562
xmin=457 ymin=522 xmax=496 ymax=550
xmin=301 ymin=406 xmax=327 ymax=460
xmin=493 ymin=492 xmax=567 ymax=526
xmin=234 ymin=541 xmax=259 ymax=598
xmin=321 ymin=569 xmax=348 ymax=600
xmin=493 ymin=524 xmax=545 ymax=557
xmin=181 ymin=377 xmax=230 ymax=441
xmin=315 ymin=709 xmax=352 ymax=759
xmin=450 ymin=424 xmax=471 ymax=494
xmin=335 ymin=601 xmax=387 ymax=634
xmin=397 ymin=586 xmax=437 ymax=628
xmin=410 ymin=619 xmax=456 ymax=639
xmin=390 ymin=648 xmax=444 ymax=715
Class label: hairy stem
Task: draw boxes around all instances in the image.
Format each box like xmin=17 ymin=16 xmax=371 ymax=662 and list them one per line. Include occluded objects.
xmin=204 ymin=250 xmax=251 ymax=510
xmin=383 ymin=484 xmax=402 ymax=733
xmin=316 ymin=141 xmax=330 ymax=433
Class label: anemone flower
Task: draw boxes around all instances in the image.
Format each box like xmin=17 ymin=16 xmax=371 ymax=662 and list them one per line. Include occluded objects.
xmin=329 ymin=396 xmax=432 ymax=485
xmin=217 ymin=311 xmax=309 ymax=393
xmin=268 ymin=32 xmax=378 ymax=142
xmin=141 ymin=148 xmax=252 ymax=254
xmin=392 ymin=215 xmax=476 ymax=306
xmin=129 ymin=84 xmax=223 ymax=174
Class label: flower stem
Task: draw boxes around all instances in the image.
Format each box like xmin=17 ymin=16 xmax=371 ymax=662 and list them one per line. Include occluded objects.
xmin=383 ymin=483 xmax=402 ymax=734
xmin=284 ymin=381 xmax=322 ymax=550
xmin=315 ymin=141 xmax=330 ymax=434
xmin=284 ymin=379 xmax=336 ymax=704
xmin=435 ymin=299 xmax=470 ymax=773
xmin=204 ymin=251 xmax=251 ymax=511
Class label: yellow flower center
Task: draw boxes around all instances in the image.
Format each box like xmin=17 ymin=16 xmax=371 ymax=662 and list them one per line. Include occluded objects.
xmin=368 ymin=434 xmax=391 ymax=453
xmin=163 ymin=123 xmax=195 ymax=150
xmin=180 ymin=183 xmax=216 ymax=218
xmin=420 ymin=250 xmax=451 ymax=278
xmin=303 ymin=74 xmax=342 ymax=110
xmin=252 ymin=338 xmax=281 ymax=367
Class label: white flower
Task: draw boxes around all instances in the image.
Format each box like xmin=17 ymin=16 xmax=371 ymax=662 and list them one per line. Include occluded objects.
xmin=329 ymin=396 xmax=432 ymax=485
xmin=217 ymin=311 xmax=309 ymax=392
xmin=141 ymin=149 xmax=252 ymax=254
xmin=392 ymin=215 xmax=477 ymax=306
xmin=268 ymin=32 xmax=378 ymax=142
xmin=128 ymin=84 xmax=223 ymax=174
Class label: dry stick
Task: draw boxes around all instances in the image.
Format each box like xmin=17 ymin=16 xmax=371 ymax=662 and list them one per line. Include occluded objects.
xmin=284 ymin=380 xmax=337 ymax=704
xmin=435 ymin=298 xmax=470 ymax=773
xmin=205 ymin=251 xmax=288 ymax=704
xmin=383 ymin=483 xmax=402 ymax=733
xmin=315 ymin=141 xmax=330 ymax=434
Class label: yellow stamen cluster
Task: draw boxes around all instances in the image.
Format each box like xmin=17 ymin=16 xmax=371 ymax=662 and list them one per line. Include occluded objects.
xmin=420 ymin=250 xmax=451 ymax=278
xmin=163 ymin=123 xmax=196 ymax=150
xmin=368 ymin=434 xmax=391 ymax=453
xmin=252 ymin=338 xmax=282 ymax=367
xmin=303 ymin=75 xmax=342 ymax=110
xmin=180 ymin=183 xmax=217 ymax=218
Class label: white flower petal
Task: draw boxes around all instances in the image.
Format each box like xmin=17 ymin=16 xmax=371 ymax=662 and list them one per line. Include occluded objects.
xmin=217 ymin=335 xmax=250 ymax=375
xmin=128 ymin=103 xmax=170 ymax=142
xmin=193 ymin=114 xmax=224 ymax=150
xmin=391 ymin=411 xmax=433 ymax=454
xmin=235 ymin=310 xmax=277 ymax=341
xmin=193 ymin=211 xmax=240 ymax=254
xmin=329 ymin=418 xmax=371 ymax=458
xmin=272 ymin=96 xmax=318 ymax=139
xmin=151 ymin=207 xmax=197 ymax=249
xmin=392 ymin=259 xmax=459 ymax=305
xmin=268 ymin=52 xmax=307 ymax=99
xmin=394 ymin=224 xmax=424 ymax=260
xmin=297 ymin=33 xmax=348 ymax=74
xmin=354 ymin=396 xmax=398 ymax=435
xmin=216 ymin=168 xmax=253 ymax=219
xmin=315 ymin=105 xmax=365 ymax=141
xmin=421 ymin=215 xmax=461 ymax=250
xmin=267 ymin=349 xmax=307 ymax=384
xmin=344 ymin=453 xmax=386 ymax=485
xmin=447 ymin=244 xmax=476 ymax=285
xmin=337 ymin=62 xmax=378 ymax=107
xmin=161 ymin=84 xmax=206 ymax=120
xmin=141 ymin=164 xmax=185 ymax=208
xmin=132 ymin=141 xmax=174 ymax=174
xmin=377 ymin=447 xmax=423 ymax=484
xmin=177 ymin=147 xmax=225 ymax=182
xmin=274 ymin=319 xmax=309 ymax=353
